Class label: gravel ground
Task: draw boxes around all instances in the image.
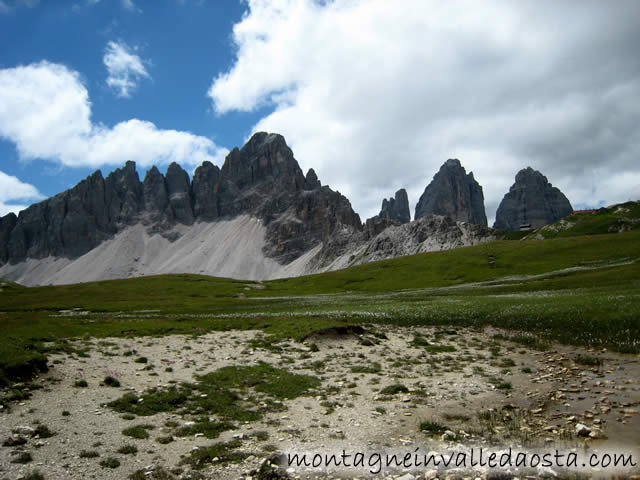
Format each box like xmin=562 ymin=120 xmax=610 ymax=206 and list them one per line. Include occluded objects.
xmin=1 ymin=326 xmax=638 ymax=480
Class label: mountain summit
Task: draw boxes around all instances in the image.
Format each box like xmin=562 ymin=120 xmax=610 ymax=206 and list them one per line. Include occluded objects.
xmin=0 ymin=135 xmax=499 ymax=285
xmin=414 ymin=159 xmax=487 ymax=226
xmin=494 ymin=167 xmax=573 ymax=231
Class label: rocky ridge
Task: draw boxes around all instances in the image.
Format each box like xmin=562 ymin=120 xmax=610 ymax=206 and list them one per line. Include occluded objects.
xmin=0 ymin=133 xmax=362 ymax=267
xmin=0 ymin=135 xmax=550 ymax=286
xmin=313 ymin=214 xmax=497 ymax=273
xmin=414 ymin=159 xmax=487 ymax=226
xmin=377 ymin=188 xmax=410 ymax=224
xmin=494 ymin=167 xmax=573 ymax=231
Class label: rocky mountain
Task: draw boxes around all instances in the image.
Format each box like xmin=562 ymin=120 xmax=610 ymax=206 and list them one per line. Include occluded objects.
xmin=362 ymin=188 xmax=411 ymax=239
xmin=0 ymin=133 xmax=361 ymax=267
xmin=377 ymin=189 xmax=410 ymax=224
xmin=0 ymin=134 xmax=499 ymax=286
xmin=312 ymin=214 xmax=497 ymax=273
xmin=414 ymin=159 xmax=487 ymax=226
xmin=494 ymin=167 xmax=573 ymax=231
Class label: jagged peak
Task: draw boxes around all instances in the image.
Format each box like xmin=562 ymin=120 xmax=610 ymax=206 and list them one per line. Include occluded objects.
xmin=443 ymin=158 xmax=462 ymax=168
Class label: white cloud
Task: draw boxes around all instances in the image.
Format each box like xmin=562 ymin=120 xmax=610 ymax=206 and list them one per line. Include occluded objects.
xmin=120 ymin=0 xmax=139 ymax=12
xmin=103 ymin=40 xmax=150 ymax=98
xmin=209 ymin=0 xmax=640 ymax=224
xmin=0 ymin=171 xmax=43 ymax=216
xmin=0 ymin=61 xmax=228 ymax=170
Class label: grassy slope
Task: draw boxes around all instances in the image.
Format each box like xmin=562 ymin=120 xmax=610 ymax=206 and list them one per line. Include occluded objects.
xmin=525 ymin=201 xmax=640 ymax=239
xmin=1 ymin=229 xmax=639 ymax=382
xmin=263 ymin=230 xmax=640 ymax=295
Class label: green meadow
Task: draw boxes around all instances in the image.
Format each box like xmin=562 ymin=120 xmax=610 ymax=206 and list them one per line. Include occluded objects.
xmin=1 ymin=224 xmax=639 ymax=385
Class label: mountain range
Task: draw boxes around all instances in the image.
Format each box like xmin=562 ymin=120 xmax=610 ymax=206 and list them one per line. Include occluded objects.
xmin=0 ymin=132 xmax=573 ymax=285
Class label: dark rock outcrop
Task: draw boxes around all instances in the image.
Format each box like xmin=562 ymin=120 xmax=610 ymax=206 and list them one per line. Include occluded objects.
xmin=0 ymin=212 xmax=17 ymax=263
xmin=215 ymin=133 xmax=361 ymax=262
xmin=378 ymin=188 xmax=410 ymax=224
xmin=0 ymin=132 xmax=362 ymax=266
xmin=143 ymin=166 xmax=171 ymax=226
xmin=494 ymin=167 xmax=573 ymax=231
xmin=415 ymin=159 xmax=487 ymax=226
xmin=303 ymin=168 xmax=321 ymax=190
xmin=191 ymin=161 xmax=220 ymax=221
xmin=165 ymin=162 xmax=194 ymax=225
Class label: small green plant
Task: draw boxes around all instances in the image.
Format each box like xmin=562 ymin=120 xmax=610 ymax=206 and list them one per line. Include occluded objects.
xmin=117 ymin=444 xmax=137 ymax=455
xmin=380 ymin=384 xmax=409 ymax=395
xmin=252 ymin=430 xmax=269 ymax=441
xmin=350 ymin=362 xmax=381 ymax=374
xmin=425 ymin=345 xmax=456 ymax=354
xmin=34 ymin=425 xmax=54 ymax=438
xmin=122 ymin=425 xmax=154 ymax=439
xmin=79 ymin=450 xmax=100 ymax=458
xmin=103 ymin=376 xmax=120 ymax=387
xmin=61 ymin=410 xmax=70 ymax=416
xmin=410 ymin=335 xmax=430 ymax=347
xmin=420 ymin=421 xmax=447 ymax=436
xmin=174 ymin=418 xmax=235 ymax=439
xmin=156 ymin=435 xmax=174 ymax=444
xmin=73 ymin=379 xmax=88 ymax=388
xmin=134 ymin=357 xmax=148 ymax=364
xmin=575 ymin=354 xmax=602 ymax=366
xmin=99 ymin=457 xmax=120 ymax=469
xmin=180 ymin=439 xmax=248 ymax=469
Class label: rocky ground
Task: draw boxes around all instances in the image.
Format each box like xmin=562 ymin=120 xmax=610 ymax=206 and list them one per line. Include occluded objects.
xmin=1 ymin=326 xmax=638 ymax=480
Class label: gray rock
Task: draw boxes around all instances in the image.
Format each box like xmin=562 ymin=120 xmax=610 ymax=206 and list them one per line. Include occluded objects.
xmin=0 ymin=132 xmax=363 ymax=270
xmin=5 ymin=169 xmax=113 ymax=260
xmin=104 ymin=160 xmax=143 ymax=227
xmin=303 ymin=168 xmax=321 ymax=190
xmin=364 ymin=216 xmax=400 ymax=240
xmin=218 ymin=132 xmax=361 ymax=263
xmin=415 ymin=159 xmax=487 ymax=226
xmin=575 ymin=423 xmax=591 ymax=436
xmin=493 ymin=167 xmax=573 ymax=231
xmin=191 ymin=161 xmax=220 ymax=220
xmin=165 ymin=162 xmax=194 ymax=225
xmin=143 ymin=166 xmax=172 ymax=228
xmin=396 ymin=474 xmax=416 ymax=480
xmin=378 ymin=188 xmax=410 ymax=224
xmin=0 ymin=212 xmax=17 ymax=263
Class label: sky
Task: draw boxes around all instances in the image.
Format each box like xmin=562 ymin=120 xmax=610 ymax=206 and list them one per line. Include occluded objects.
xmin=1 ymin=0 xmax=639 ymax=226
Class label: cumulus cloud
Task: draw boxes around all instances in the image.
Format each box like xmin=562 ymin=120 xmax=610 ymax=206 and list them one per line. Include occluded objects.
xmin=209 ymin=0 xmax=640 ymax=223
xmin=0 ymin=61 xmax=227 ymax=170
xmin=0 ymin=171 xmax=43 ymax=216
xmin=104 ymin=40 xmax=150 ymax=97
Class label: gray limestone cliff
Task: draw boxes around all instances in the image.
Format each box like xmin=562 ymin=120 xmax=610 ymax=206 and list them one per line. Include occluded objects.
xmin=414 ymin=159 xmax=487 ymax=226
xmin=0 ymin=132 xmax=362 ymax=266
xmin=493 ymin=167 xmax=573 ymax=231
xmin=378 ymin=189 xmax=410 ymax=224
xmin=364 ymin=188 xmax=411 ymax=239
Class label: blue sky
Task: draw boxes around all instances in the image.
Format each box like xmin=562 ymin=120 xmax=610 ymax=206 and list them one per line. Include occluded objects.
xmin=0 ymin=0 xmax=259 ymax=201
xmin=1 ymin=0 xmax=639 ymax=224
